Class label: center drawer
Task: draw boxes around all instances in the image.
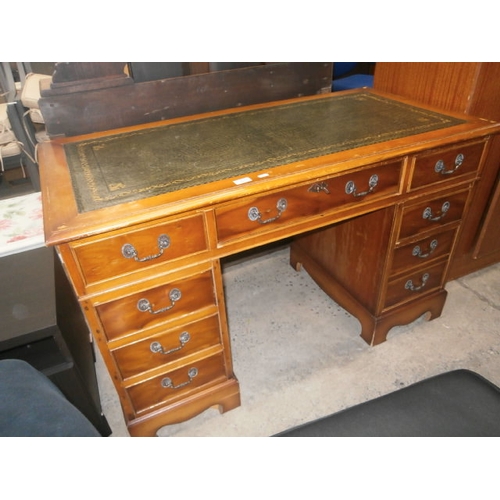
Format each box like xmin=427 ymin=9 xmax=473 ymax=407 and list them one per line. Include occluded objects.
xmin=94 ymin=269 xmax=216 ymax=341
xmin=216 ymin=159 xmax=403 ymax=243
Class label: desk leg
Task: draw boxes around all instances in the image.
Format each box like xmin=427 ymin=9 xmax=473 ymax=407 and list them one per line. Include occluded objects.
xmin=127 ymin=379 xmax=241 ymax=437
xmin=290 ymin=242 xmax=447 ymax=346
xmin=358 ymin=290 xmax=448 ymax=346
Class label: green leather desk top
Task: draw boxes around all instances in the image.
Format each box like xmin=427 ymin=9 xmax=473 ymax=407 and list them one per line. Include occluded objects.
xmin=63 ymin=91 xmax=464 ymax=213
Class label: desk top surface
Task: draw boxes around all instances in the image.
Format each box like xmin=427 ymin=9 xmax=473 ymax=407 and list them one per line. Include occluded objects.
xmin=39 ymin=89 xmax=500 ymax=245
xmin=62 ymin=91 xmax=465 ymax=213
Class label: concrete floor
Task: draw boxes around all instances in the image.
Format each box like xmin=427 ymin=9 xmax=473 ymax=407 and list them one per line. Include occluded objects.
xmin=95 ymin=244 xmax=500 ymax=437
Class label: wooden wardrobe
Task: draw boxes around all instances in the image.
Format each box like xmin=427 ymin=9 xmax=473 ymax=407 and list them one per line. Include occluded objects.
xmin=374 ymin=62 xmax=500 ymax=279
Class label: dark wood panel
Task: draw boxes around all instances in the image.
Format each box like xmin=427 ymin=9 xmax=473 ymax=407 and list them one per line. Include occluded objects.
xmin=292 ymin=206 xmax=396 ymax=312
xmin=40 ymin=62 xmax=333 ymax=137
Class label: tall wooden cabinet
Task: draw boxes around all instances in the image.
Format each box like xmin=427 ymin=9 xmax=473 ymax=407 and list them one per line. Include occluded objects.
xmin=374 ymin=62 xmax=500 ymax=279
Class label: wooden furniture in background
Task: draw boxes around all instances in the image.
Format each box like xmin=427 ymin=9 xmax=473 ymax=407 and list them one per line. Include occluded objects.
xmin=39 ymin=62 xmax=333 ymax=137
xmin=39 ymin=89 xmax=500 ymax=435
xmin=374 ymin=63 xmax=500 ymax=279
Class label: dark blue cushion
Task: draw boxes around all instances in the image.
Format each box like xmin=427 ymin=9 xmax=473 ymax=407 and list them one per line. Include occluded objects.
xmin=333 ymin=62 xmax=358 ymax=78
xmin=0 ymin=359 xmax=100 ymax=437
xmin=332 ymin=74 xmax=374 ymax=91
xmin=276 ymin=370 xmax=500 ymax=437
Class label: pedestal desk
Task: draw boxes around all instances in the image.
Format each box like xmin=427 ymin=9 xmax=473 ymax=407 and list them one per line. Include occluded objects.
xmin=38 ymin=89 xmax=500 ymax=436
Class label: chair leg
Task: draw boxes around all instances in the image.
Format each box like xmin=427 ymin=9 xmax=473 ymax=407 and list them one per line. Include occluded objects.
xmin=5 ymin=101 xmax=39 ymax=191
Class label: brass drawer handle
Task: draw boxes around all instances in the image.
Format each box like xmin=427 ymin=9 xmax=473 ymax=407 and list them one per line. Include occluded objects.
xmin=405 ymin=273 xmax=430 ymax=292
xmin=308 ymin=181 xmax=330 ymax=194
xmin=345 ymin=174 xmax=379 ymax=198
xmin=423 ymin=201 xmax=450 ymax=221
xmin=434 ymin=153 xmax=464 ymax=175
xmin=137 ymin=288 xmax=182 ymax=315
xmin=122 ymin=234 xmax=171 ymax=262
xmin=150 ymin=331 xmax=191 ymax=355
xmin=248 ymin=198 xmax=287 ymax=224
xmin=161 ymin=367 xmax=198 ymax=390
xmin=412 ymin=239 xmax=438 ymax=258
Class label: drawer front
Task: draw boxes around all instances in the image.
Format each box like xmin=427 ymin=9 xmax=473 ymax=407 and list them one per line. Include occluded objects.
xmin=126 ymin=352 xmax=227 ymax=413
xmin=410 ymin=141 xmax=485 ymax=190
xmin=71 ymin=214 xmax=207 ymax=285
xmin=398 ymin=190 xmax=469 ymax=241
xmin=384 ymin=261 xmax=447 ymax=309
xmin=112 ymin=315 xmax=222 ymax=379
xmin=216 ymin=160 xmax=402 ymax=243
xmin=391 ymin=228 xmax=456 ymax=276
xmin=95 ymin=270 xmax=216 ymax=341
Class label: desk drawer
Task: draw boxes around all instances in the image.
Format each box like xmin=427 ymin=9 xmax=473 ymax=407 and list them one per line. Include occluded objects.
xmin=391 ymin=228 xmax=456 ymax=276
xmin=111 ymin=315 xmax=222 ymax=379
xmin=410 ymin=141 xmax=485 ymax=190
xmin=398 ymin=190 xmax=469 ymax=241
xmin=95 ymin=269 xmax=216 ymax=341
xmin=71 ymin=214 xmax=207 ymax=285
xmin=126 ymin=352 xmax=227 ymax=414
xmin=384 ymin=261 xmax=447 ymax=310
xmin=216 ymin=159 xmax=402 ymax=243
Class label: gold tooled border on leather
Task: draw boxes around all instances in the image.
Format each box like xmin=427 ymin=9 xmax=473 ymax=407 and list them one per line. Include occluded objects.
xmin=63 ymin=92 xmax=465 ymax=213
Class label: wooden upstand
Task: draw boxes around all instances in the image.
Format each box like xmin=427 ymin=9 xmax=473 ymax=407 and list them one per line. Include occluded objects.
xmin=38 ymin=90 xmax=500 ymax=436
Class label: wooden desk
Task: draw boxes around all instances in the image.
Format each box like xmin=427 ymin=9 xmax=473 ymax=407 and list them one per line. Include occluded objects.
xmin=38 ymin=89 xmax=500 ymax=436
